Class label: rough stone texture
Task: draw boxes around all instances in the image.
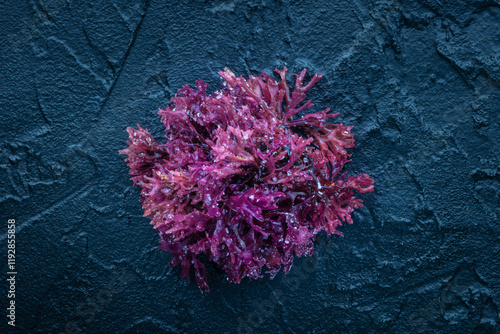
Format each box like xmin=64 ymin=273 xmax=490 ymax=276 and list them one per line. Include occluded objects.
xmin=1 ymin=0 xmax=499 ymax=333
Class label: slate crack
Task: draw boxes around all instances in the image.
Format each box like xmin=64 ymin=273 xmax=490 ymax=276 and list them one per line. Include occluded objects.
xmin=97 ymin=0 xmax=151 ymax=116
xmin=391 ymin=116 xmax=402 ymax=138
xmin=0 ymin=183 xmax=95 ymax=241
xmin=34 ymin=83 xmax=51 ymax=126
xmin=82 ymin=25 xmax=116 ymax=75
xmin=436 ymin=46 xmax=474 ymax=89
xmin=403 ymin=165 xmax=424 ymax=194
xmin=34 ymin=0 xmax=53 ymax=23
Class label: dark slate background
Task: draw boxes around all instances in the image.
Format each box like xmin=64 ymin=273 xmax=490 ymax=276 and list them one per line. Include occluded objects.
xmin=1 ymin=0 xmax=499 ymax=333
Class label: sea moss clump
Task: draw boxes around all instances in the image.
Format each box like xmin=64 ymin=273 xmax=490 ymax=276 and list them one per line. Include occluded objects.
xmin=120 ymin=67 xmax=374 ymax=293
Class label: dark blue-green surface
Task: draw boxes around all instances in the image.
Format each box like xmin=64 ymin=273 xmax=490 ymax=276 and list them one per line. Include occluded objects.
xmin=1 ymin=0 xmax=499 ymax=333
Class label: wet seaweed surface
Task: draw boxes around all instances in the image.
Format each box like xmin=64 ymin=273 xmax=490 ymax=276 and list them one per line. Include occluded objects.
xmin=1 ymin=1 xmax=499 ymax=333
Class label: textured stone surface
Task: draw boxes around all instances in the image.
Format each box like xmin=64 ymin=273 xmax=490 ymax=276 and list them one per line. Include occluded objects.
xmin=1 ymin=0 xmax=499 ymax=333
